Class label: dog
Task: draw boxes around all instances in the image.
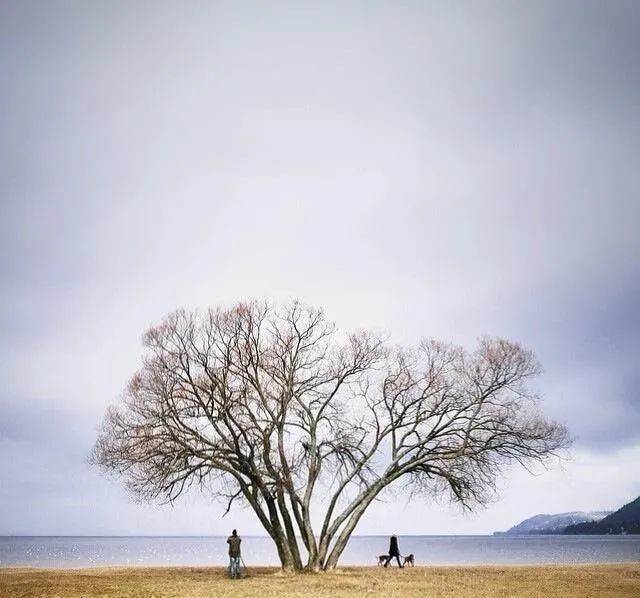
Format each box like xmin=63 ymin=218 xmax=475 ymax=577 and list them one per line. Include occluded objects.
xmin=402 ymin=554 xmax=415 ymax=567
xmin=377 ymin=554 xmax=388 ymax=566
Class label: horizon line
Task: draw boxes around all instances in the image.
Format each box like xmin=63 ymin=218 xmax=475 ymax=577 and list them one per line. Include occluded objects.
xmin=0 ymin=533 xmax=495 ymax=538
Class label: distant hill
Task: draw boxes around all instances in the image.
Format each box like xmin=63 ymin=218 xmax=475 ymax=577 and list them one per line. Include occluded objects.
xmin=564 ymin=496 xmax=640 ymax=534
xmin=495 ymin=511 xmax=611 ymax=535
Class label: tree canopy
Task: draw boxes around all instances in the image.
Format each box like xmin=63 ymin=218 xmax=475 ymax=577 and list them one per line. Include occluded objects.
xmin=91 ymin=300 xmax=569 ymax=570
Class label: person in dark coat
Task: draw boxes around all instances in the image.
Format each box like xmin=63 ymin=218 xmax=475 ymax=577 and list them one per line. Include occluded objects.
xmin=227 ymin=529 xmax=242 ymax=578
xmin=383 ymin=534 xmax=404 ymax=568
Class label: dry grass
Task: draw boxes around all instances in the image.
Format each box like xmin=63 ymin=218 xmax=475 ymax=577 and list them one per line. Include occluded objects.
xmin=1 ymin=564 xmax=639 ymax=598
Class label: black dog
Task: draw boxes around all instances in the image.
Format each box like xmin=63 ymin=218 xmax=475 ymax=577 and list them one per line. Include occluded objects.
xmin=402 ymin=554 xmax=415 ymax=567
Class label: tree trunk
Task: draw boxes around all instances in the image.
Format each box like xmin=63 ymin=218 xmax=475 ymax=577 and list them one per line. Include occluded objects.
xmin=276 ymin=491 xmax=304 ymax=570
xmin=322 ymin=491 xmax=380 ymax=570
xmin=264 ymin=495 xmax=299 ymax=571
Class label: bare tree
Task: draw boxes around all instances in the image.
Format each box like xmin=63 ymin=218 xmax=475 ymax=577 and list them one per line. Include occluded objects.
xmin=91 ymin=300 xmax=569 ymax=571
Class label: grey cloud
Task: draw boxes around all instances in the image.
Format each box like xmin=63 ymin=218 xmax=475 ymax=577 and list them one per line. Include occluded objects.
xmin=0 ymin=398 xmax=93 ymax=447
xmin=1 ymin=0 xmax=639 ymax=534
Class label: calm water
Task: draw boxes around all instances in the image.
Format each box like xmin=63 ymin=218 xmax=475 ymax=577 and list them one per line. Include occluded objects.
xmin=1 ymin=535 xmax=639 ymax=568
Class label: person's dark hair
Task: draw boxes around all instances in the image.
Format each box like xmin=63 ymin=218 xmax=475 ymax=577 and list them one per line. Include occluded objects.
xmin=232 ymin=529 xmax=237 ymax=536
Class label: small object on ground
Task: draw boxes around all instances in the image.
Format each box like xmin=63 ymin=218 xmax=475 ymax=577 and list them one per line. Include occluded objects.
xmin=240 ymin=556 xmax=250 ymax=578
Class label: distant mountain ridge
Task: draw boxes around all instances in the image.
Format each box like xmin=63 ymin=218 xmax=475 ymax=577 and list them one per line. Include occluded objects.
xmin=495 ymin=511 xmax=611 ymax=535
xmin=564 ymin=496 xmax=640 ymax=535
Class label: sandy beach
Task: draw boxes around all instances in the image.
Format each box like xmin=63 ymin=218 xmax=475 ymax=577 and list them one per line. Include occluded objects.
xmin=2 ymin=564 xmax=639 ymax=597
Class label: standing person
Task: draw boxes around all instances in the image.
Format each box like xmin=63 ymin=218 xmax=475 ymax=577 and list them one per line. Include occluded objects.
xmin=383 ymin=534 xmax=404 ymax=568
xmin=227 ymin=529 xmax=242 ymax=578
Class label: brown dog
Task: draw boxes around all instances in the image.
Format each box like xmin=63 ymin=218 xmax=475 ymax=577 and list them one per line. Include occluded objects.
xmin=377 ymin=554 xmax=388 ymax=566
xmin=402 ymin=554 xmax=415 ymax=567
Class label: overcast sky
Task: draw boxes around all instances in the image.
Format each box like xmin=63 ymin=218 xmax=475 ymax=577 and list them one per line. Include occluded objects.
xmin=1 ymin=1 xmax=639 ymax=536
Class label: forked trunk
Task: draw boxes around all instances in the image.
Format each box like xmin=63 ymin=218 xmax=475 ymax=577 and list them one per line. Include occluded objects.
xmin=322 ymin=493 xmax=378 ymax=570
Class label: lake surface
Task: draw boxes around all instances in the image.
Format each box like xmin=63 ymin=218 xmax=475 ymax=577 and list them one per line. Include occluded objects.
xmin=1 ymin=535 xmax=638 ymax=568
